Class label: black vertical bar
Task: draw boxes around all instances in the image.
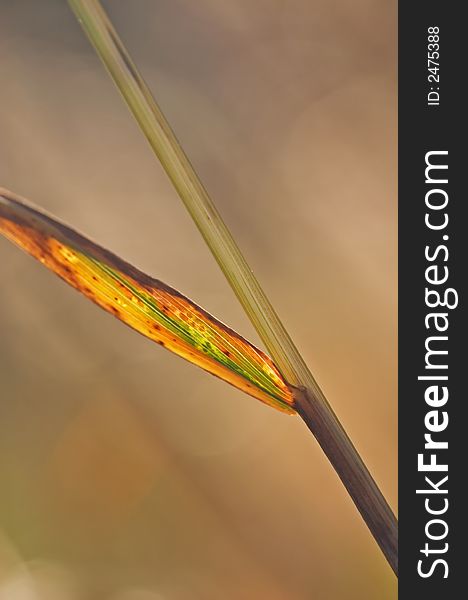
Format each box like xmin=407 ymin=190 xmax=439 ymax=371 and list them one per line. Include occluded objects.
xmin=399 ymin=3 xmax=463 ymax=596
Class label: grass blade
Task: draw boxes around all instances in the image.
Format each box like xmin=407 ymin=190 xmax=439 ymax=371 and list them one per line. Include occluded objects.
xmin=69 ymin=0 xmax=398 ymax=575
xmin=0 ymin=187 xmax=294 ymax=413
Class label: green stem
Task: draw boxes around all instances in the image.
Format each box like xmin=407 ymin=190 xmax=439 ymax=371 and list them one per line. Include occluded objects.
xmin=68 ymin=0 xmax=398 ymax=575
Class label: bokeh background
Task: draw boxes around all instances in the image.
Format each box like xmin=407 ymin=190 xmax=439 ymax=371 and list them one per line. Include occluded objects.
xmin=0 ymin=1 xmax=396 ymax=598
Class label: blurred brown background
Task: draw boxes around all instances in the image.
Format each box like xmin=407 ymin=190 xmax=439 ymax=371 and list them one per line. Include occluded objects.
xmin=0 ymin=1 xmax=396 ymax=598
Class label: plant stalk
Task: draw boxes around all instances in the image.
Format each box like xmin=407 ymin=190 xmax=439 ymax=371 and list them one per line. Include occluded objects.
xmin=68 ymin=0 xmax=398 ymax=575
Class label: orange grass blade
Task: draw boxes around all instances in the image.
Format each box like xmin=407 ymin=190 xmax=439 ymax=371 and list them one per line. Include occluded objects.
xmin=0 ymin=188 xmax=294 ymax=413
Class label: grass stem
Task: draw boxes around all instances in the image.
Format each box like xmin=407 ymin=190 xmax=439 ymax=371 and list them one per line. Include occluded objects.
xmin=68 ymin=0 xmax=398 ymax=575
